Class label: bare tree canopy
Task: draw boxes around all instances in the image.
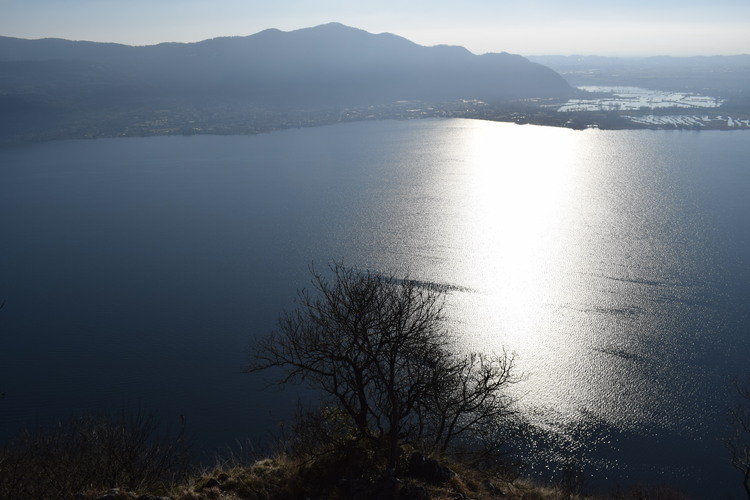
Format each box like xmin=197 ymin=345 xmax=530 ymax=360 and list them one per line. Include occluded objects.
xmin=247 ymin=262 xmax=517 ymax=467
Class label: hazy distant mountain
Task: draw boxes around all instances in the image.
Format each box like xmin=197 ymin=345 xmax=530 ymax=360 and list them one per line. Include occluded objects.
xmin=0 ymin=23 xmax=571 ymax=113
xmin=527 ymin=54 xmax=750 ymax=96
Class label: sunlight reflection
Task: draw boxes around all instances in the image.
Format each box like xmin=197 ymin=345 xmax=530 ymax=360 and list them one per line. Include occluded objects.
xmin=362 ymin=119 xmax=714 ymax=437
xmin=455 ymin=122 xmax=580 ymax=351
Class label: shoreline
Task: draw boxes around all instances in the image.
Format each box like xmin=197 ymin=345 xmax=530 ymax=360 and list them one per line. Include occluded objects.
xmin=0 ymin=110 xmax=750 ymax=147
xmin=2 ymin=105 xmax=749 ymax=147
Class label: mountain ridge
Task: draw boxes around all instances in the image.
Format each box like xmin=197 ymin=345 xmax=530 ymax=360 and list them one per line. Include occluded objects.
xmin=0 ymin=23 xmax=571 ymax=106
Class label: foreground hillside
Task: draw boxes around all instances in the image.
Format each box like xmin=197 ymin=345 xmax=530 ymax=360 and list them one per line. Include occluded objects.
xmin=3 ymin=441 xmax=690 ymax=500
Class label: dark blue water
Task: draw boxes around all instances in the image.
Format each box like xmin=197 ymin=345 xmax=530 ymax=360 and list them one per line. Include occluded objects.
xmin=1 ymin=120 xmax=748 ymax=497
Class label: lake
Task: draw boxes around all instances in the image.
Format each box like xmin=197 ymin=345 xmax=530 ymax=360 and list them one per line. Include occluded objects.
xmin=1 ymin=119 xmax=748 ymax=497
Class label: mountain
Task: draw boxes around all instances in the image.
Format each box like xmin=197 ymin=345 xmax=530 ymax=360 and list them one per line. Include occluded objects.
xmin=0 ymin=23 xmax=572 ymax=142
xmin=0 ymin=23 xmax=571 ymax=105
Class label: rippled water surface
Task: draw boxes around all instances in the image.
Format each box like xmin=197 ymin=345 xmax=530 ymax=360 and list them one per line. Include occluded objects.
xmin=1 ymin=120 xmax=748 ymax=497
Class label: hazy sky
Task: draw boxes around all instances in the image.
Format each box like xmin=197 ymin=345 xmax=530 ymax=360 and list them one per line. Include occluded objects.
xmin=1 ymin=0 xmax=748 ymax=56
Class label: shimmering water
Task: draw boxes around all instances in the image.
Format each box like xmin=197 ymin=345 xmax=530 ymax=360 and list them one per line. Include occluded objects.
xmin=1 ymin=120 xmax=748 ymax=497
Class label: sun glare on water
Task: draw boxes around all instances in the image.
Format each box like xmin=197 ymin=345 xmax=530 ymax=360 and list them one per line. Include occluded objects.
xmin=434 ymin=121 xmax=657 ymax=431
xmin=367 ymin=119 xmax=722 ymax=442
xmin=452 ymin=122 xmax=582 ymax=351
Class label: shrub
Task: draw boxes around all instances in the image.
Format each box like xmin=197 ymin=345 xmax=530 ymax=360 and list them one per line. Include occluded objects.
xmin=0 ymin=410 xmax=191 ymax=498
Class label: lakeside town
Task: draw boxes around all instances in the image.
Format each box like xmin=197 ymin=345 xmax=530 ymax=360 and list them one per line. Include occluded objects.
xmin=91 ymin=92 xmax=750 ymax=137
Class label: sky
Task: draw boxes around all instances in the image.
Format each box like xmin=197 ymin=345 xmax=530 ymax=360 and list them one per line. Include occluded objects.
xmin=1 ymin=0 xmax=748 ymax=56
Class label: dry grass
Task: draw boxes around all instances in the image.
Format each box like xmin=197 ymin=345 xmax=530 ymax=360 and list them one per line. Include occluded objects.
xmin=0 ymin=414 xmax=692 ymax=500
xmin=166 ymin=450 xmax=613 ymax=500
xmin=0 ymin=411 xmax=190 ymax=499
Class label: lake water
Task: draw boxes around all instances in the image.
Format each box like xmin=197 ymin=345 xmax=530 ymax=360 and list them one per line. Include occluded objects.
xmin=1 ymin=119 xmax=748 ymax=497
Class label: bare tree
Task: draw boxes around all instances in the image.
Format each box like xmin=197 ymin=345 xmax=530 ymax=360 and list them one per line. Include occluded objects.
xmin=728 ymin=374 xmax=750 ymax=499
xmin=417 ymin=351 xmax=516 ymax=456
xmin=248 ymin=262 xmax=517 ymax=468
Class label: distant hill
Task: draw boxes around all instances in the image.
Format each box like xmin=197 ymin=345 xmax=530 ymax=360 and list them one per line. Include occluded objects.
xmin=527 ymin=54 xmax=750 ymax=96
xmin=0 ymin=23 xmax=572 ymax=142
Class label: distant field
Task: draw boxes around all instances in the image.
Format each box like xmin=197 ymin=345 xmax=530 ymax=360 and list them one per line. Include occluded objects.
xmin=557 ymin=86 xmax=724 ymax=112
